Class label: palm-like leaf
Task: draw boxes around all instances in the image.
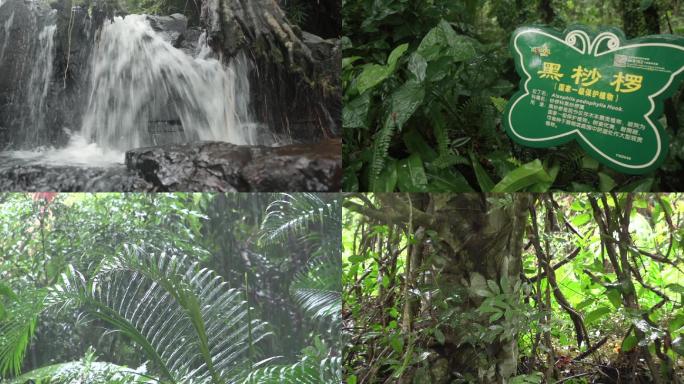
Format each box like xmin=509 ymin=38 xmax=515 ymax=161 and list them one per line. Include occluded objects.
xmin=259 ymin=194 xmax=342 ymax=383
xmin=291 ymin=257 xmax=342 ymax=325
xmin=45 ymin=246 xmax=272 ymax=384
xmin=0 ymin=289 xmax=45 ymax=377
xmin=240 ymin=341 xmax=342 ymax=384
xmin=7 ymin=360 xmax=153 ymax=384
xmin=260 ymin=194 xmax=341 ymax=244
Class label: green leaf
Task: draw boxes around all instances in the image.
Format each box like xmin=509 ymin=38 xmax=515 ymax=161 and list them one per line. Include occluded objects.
xmin=622 ymin=334 xmax=638 ymax=352
xmin=426 ymin=168 xmax=475 ymax=192
xmin=0 ymin=283 xmax=16 ymax=301
xmin=434 ymin=328 xmax=445 ymax=345
xmin=621 ymin=177 xmax=654 ymax=192
xmin=408 ymin=52 xmax=428 ymax=82
xmin=639 ymin=0 xmax=654 ymax=11
xmin=417 ymin=20 xmax=477 ymax=62
xmin=606 ymin=288 xmax=623 ymax=308
xmin=672 ymin=336 xmax=684 ymax=356
xmin=371 ymin=158 xmax=398 ymax=192
xmin=342 ymin=56 xmax=361 ymax=68
xmin=470 ymin=152 xmax=495 ymax=192
xmin=403 ymin=129 xmax=437 ymax=161
xmin=387 ymin=43 xmax=409 ymax=71
xmin=669 ymin=314 xmax=684 ymax=333
xmin=491 ymin=160 xmax=553 ymax=192
xmin=386 ymin=80 xmax=425 ymax=131
xmin=666 ymin=283 xmax=684 ymax=293
xmin=348 ymin=254 xmax=365 ymax=263
xmin=585 ymin=307 xmax=611 ymax=324
xmin=490 ymin=97 xmax=508 ymax=113
xmin=355 ymin=64 xmax=392 ymax=95
xmin=397 ymin=154 xmax=429 ymax=192
xmin=486 ymin=280 xmax=501 ymax=295
xmin=389 ymin=334 xmax=404 ymax=353
xmin=469 ymin=273 xmax=492 ymax=297
xmin=343 ymin=93 xmax=371 ymax=129
xmin=598 ymin=172 xmax=616 ymax=192
xmin=571 ymin=213 xmax=591 ymax=226
xmin=354 ymin=43 xmax=409 ymax=95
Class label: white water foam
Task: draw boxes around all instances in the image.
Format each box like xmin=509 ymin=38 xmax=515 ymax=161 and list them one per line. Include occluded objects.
xmin=7 ymin=131 xmax=124 ymax=166
xmin=81 ymin=15 xmax=257 ymax=151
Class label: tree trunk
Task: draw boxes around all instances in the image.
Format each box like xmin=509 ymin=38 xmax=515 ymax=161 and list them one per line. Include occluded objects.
xmin=350 ymin=193 xmax=531 ymax=383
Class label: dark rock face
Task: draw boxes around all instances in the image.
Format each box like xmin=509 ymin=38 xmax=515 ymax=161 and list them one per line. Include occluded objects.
xmin=178 ymin=26 xmax=202 ymax=55
xmin=0 ymin=139 xmax=340 ymax=191
xmin=146 ymin=13 xmax=187 ymax=46
xmin=0 ymin=164 xmax=152 ymax=191
xmin=279 ymin=0 xmax=341 ymax=39
xmin=50 ymin=4 xmax=94 ymax=148
xmin=203 ymin=0 xmax=341 ymax=143
xmin=0 ymin=0 xmax=56 ymax=148
xmin=125 ymin=139 xmax=341 ymax=191
xmin=0 ymin=0 xmax=341 ymax=192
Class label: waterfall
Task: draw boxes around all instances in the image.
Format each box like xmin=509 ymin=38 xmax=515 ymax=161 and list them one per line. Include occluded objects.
xmin=80 ymin=15 xmax=257 ymax=151
xmin=22 ymin=23 xmax=56 ymax=145
xmin=0 ymin=11 xmax=13 ymax=64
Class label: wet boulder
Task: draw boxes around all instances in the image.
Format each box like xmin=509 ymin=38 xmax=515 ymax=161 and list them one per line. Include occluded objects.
xmin=146 ymin=13 xmax=187 ymax=46
xmin=0 ymin=164 xmax=152 ymax=191
xmin=125 ymin=139 xmax=342 ymax=191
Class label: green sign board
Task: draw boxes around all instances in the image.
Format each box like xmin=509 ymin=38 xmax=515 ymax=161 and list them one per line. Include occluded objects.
xmin=504 ymin=26 xmax=684 ymax=174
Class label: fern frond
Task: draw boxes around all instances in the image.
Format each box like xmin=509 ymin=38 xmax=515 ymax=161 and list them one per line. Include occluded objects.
xmin=490 ymin=96 xmax=508 ymax=114
xmin=428 ymin=109 xmax=468 ymax=169
xmin=371 ymin=123 xmax=395 ymax=178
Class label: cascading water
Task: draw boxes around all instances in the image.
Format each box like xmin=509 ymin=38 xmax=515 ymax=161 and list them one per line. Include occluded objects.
xmin=0 ymin=11 xmax=13 ymax=64
xmin=80 ymin=14 xmax=257 ymax=151
xmin=22 ymin=23 xmax=56 ymax=145
xmin=0 ymin=0 xmax=338 ymax=191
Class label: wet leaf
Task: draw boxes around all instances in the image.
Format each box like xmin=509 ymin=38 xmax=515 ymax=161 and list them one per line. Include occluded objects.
xmin=492 ymin=160 xmax=553 ymax=192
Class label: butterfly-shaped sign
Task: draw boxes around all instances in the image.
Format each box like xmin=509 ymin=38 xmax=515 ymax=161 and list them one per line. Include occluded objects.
xmin=504 ymin=26 xmax=684 ymax=174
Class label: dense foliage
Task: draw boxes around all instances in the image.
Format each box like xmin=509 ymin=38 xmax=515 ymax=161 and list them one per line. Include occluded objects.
xmin=343 ymin=193 xmax=684 ymax=383
xmin=0 ymin=193 xmax=341 ymax=383
xmin=343 ymin=0 xmax=684 ymax=192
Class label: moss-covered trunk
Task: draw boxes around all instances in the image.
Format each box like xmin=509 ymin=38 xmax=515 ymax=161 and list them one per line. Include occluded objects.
xmin=366 ymin=194 xmax=530 ymax=383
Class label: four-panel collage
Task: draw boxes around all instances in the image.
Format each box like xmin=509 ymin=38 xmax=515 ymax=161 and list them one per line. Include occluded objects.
xmin=0 ymin=0 xmax=683 ymax=383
